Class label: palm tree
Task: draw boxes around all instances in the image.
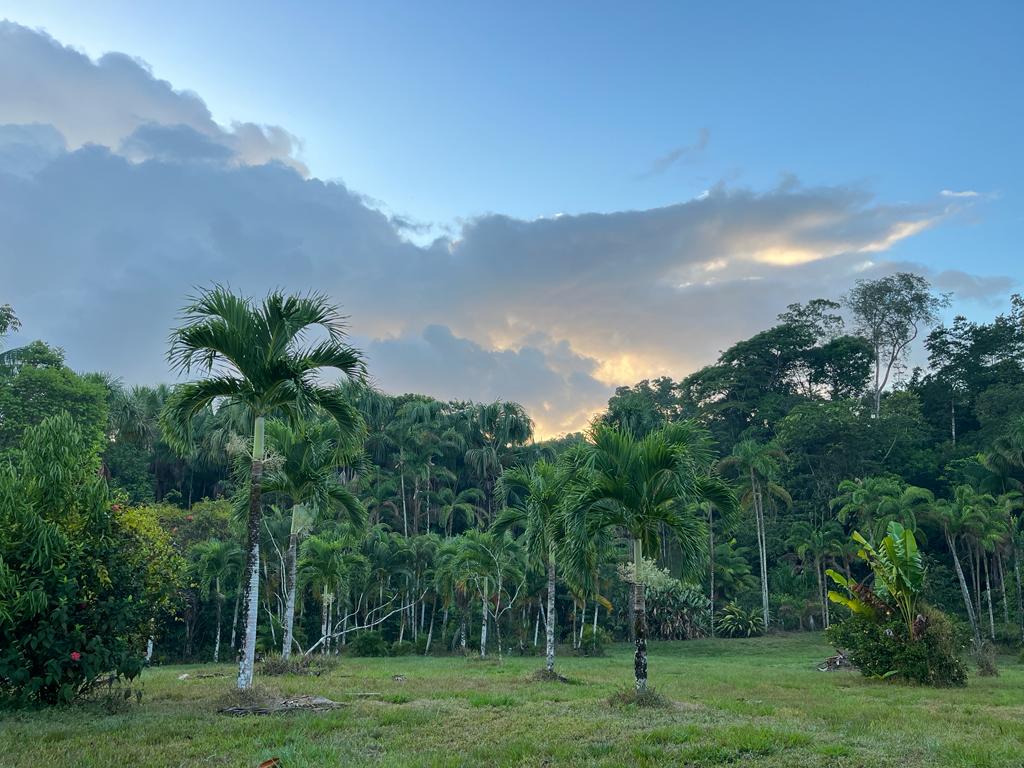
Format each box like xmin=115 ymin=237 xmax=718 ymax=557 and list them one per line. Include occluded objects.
xmin=434 ymin=485 xmax=486 ymax=537
xmin=162 ymin=286 xmax=365 ymax=689
xmin=929 ymin=487 xmax=985 ymax=647
xmin=566 ymin=422 xmax=737 ymax=692
xmin=786 ymin=521 xmax=843 ymax=628
xmin=262 ymin=416 xmax=367 ymax=659
xmin=299 ymin=534 xmax=351 ymax=655
xmin=494 ymin=459 xmax=569 ymax=674
xmin=461 ymin=401 xmax=534 ymax=521
xmin=718 ymin=440 xmax=789 ymax=628
xmin=192 ymin=539 xmax=243 ymax=662
xmin=830 ymin=476 xmax=930 ymax=543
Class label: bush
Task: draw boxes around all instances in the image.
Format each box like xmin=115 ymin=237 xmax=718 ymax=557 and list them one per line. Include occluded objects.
xmin=576 ymin=625 xmax=609 ymax=656
xmin=389 ymin=640 xmax=415 ymax=656
xmin=348 ymin=631 xmax=388 ymax=657
xmin=716 ymin=602 xmax=765 ymax=638
xmin=259 ymin=654 xmax=336 ymax=676
xmin=826 ymin=608 xmax=967 ymax=687
xmin=414 ymin=635 xmax=430 ymax=656
xmin=0 ymin=414 xmax=183 ymax=706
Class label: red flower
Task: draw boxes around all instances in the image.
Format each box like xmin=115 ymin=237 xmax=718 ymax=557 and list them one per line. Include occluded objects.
xmin=70 ymin=651 xmax=81 ymax=661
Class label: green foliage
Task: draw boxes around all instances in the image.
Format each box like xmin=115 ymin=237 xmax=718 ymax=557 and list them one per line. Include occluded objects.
xmin=0 ymin=413 xmax=183 ymax=705
xmin=827 ymin=522 xmax=925 ymax=638
xmin=348 ymin=631 xmax=389 ymax=657
xmin=577 ymin=624 xmax=610 ymax=656
xmin=0 ymin=342 xmax=108 ymax=459
xmin=826 ymin=609 xmax=967 ymax=687
xmin=390 ymin=640 xmax=415 ymax=656
xmin=620 ymin=557 xmax=711 ymax=639
xmin=716 ymin=602 xmax=765 ymax=638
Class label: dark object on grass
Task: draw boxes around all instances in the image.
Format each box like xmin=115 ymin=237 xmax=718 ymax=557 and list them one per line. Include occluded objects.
xmin=220 ymin=694 xmax=343 ymax=716
xmin=607 ymin=686 xmax=670 ymax=709
xmin=817 ymin=652 xmax=854 ymax=671
xmin=258 ymin=759 xmax=282 ymax=768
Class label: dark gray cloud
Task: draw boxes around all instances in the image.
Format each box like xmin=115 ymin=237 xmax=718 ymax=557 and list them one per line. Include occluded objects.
xmin=0 ymin=22 xmax=1011 ymax=436
xmin=638 ymin=127 xmax=710 ymax=178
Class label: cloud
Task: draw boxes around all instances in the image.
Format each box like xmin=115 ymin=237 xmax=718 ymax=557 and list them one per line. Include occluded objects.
xmin=0 ymin=21 xmax=306 ymax=173
xmin=0 ymin=23 xmax=1011 ymax=437
xmin=638 ymin=128 xmax=710 ymax=179
xmin=940 ymin=189 xmax=980 ymax=198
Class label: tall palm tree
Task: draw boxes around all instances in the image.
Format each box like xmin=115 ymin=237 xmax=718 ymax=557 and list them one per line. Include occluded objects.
xmin=298 ymin=534 xmax=352 ymax=655
xmin=566 ymin=422 xmax=737 ymax=692
xmin=929 ymin=486 xmax=986 ymax=647
xmin=262 ymin=416 xmax=367 ymax=659
xmin=718 ymin=440 xmax=789 ymax=628
xmin=191 ymin=539 xmax=243 ymax=663
xmin=462 ymin=401 xmax=534 ymax=521
xmin=162 ymin=286 xmax=365 ymax=689
xmin=494 ymin=459 xmax=570 ymax=674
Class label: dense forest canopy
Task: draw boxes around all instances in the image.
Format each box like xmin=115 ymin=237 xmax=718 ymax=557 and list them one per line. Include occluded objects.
xmin=3 ymin=270 xmax=1024 ymax=700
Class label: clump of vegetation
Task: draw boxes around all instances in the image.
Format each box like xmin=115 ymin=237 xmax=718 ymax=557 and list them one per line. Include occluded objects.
xmin=348 ymin=631 xmax=389 ymax=657
xmin=973 ymin=640 xmax=999 ymax=677
xmin=390 ymin=640 xmax=415 ymax=656
xmin=607 ymin=685 xmax=671 ymax=709
xmin=826 ymin=522 xmax=967 ymax=686
xmin=716 ymin=602 xmax=765 ymax=638
xmin=575 ymin=624 xmax=609 ymax=656
xmin=258 ymin=654 xmax=336 ymax=676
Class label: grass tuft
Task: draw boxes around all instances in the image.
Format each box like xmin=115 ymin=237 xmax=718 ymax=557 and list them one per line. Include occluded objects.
xmin=607 ymin=685 xmax=670 ymax=709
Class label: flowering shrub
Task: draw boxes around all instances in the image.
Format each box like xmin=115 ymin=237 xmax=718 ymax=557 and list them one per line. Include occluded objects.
xmin=0 ymin=414 xmax=183 ymax=705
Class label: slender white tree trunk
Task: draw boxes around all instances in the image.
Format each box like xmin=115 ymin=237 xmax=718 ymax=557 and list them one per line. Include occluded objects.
xmin=145 ymin=636 xmax=154 ymax=663
xmin=282 ymin=529 xmax=299 ymax=660
xmin=545 ymin=552 xmax=556 ymax=672
xmin=424 ymin=598 xmax=436 ymax=655
xmin=480 ymin=592 xmax=488 ymax=658
xmin=632 ymin=539 xmax=648 ymax=692
xmin=947 ymin=530 xmax=981 ymax=646
xmin=984 ymin=554 xmax=995 ymax=640
xmin=214 ymin=576 xmax=223 ymax=663
xmin=751 ymin=470 xmax=770 ymax=627
xmin=229 ymin=588 xmax=240 ymax=652
xmin=237 ymin=418 xmax=265 ymax=690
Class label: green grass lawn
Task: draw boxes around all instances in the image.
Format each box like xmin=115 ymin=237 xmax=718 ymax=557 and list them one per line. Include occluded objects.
xmin=2 ymin=634 xmax=1022 ymax=767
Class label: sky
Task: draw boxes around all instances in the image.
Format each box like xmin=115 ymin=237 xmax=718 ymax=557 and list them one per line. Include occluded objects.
xmin=1 ymin=3 xmax=1022 ymax=437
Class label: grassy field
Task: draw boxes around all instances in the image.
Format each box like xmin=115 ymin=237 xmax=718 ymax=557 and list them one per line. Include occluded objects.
xmin=2 ymin=634 xmax=1022 ymax=768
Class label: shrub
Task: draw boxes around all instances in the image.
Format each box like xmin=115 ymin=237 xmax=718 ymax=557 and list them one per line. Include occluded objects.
xmin=826 ymin=608 xmax=967 ymax=687
xmin=259 ymin=654 xmax=336 ymax=676
xmin=390 ymin=640 xmax=415 ymax=656
xmin=716 ymin=602 xmax=765 ymax=638
xmin=414 ymin=635 xmax=430 ymax=656
xmin=0 ymin=414 xmax=183 ymax=706
xmin=348 ymin=631 xmax=388 ymax=657
xmin=576 ymin=624 xmax=609 ymax=656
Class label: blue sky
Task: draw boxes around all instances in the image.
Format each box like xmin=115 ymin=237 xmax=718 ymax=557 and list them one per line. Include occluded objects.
xmin=1 ymin=3 xmax=1021 ymax=434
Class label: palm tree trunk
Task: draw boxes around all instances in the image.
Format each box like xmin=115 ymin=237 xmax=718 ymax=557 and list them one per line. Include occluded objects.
xmin=984 ymin=554 xmax=995 ymax=640
xmin=424 ymin=597 xmax=436 ymax=655
xmin=815 ymin=556 xmax=827 ymax=629
xmin=320 ymin=588 xmax=329 ymax=656
xmin=282 ymin=530 xmax=299 ymax=660
xmin=533 ymin=605 xmax=540 ymax=647
xmin=545 ymin=552 xmax=556 ymax=673
xmin=237 ymin=415 xmax=265 ymax=690
xmin=708 ymin=504 xmax=715 ymax=637
xmin=947 ymin=530 xmax=981 ymax=646
xmin=591 ymin=601 xmax=599 ymax=653
xmin=400 ymin=463 xmax=409 ymax=538
xmin=1015 ymin=542 xmax=1024 ymax=643
xmin=751 ymin=470 xmax=770 ymax=628
xmin=632 ymin=539 xmax=648 ymax=692
xmin=998 ymin=554 xmax=1009 ymax=625
xmin=479 ymin=593 xmax=488 ymax=658
xmin=214 ymin=576 xmax=222 ymax=663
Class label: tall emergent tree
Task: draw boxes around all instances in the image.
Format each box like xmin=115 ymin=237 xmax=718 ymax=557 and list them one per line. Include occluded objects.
xmin=846 ymin=272 xmax=949 ymax=418
xmin=161 ymin=286 xmax=365 ymax=689
xmin=568 ymin=422 xmax=737 ymax=692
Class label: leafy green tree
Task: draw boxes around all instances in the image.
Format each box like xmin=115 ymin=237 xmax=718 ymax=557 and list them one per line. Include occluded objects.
xmin=0 ymin=341 xmax=108 ymax=458
xmin=0 ymin=413 xmax=182 ymax=704
xmin=846 ymin=272 xmax=949 ymax=418
xmin=161 ymin=286 xmax=365 ymax=689
xmin=830 ymin=477 xmax=931 ymax=543
xmin=567 ymin=422 xmax=736 ymax=691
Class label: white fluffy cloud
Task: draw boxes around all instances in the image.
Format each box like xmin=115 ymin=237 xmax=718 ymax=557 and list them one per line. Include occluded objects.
xmin=0 ymin=22 xmax=1011 ymax=437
